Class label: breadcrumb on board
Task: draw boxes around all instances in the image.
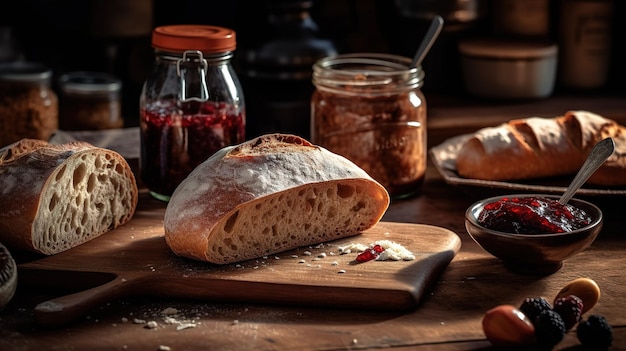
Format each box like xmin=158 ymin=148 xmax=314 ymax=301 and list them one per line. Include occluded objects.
xmin=338 ymin=240 xmax=415 ymax=261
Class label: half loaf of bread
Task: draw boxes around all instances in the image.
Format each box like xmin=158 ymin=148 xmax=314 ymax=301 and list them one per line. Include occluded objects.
xmin=164 ymin=134 xmax=390 ymax=264
xmin=455 ymin=110 xmax=626 ymax=185
xmin=0 ymin=139 xmax=138 ymax=255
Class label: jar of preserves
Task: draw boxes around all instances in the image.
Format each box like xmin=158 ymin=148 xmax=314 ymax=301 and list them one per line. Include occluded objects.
xmin=0 ymin=62 xmax=58 ymax=147
xmin=140 ymin=25 xmax=246 ymax=201
xmin=58 ymin=71 xmax=123 ymax=130
xmin=311 ymin=53 xmax=427 ymax=199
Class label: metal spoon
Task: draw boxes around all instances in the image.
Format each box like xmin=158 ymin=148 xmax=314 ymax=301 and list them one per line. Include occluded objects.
xmin=559 ymin=137 xmax=615 ymax=205
xmin=410 ymin=15 xmax=444 ymax=68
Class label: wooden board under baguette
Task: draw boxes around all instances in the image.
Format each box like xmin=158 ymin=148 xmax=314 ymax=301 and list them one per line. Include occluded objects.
xmin=455 ymin=110 xmax=626 ymax=186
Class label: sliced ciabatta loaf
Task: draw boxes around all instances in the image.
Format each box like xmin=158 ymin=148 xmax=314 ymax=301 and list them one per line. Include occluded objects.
xmin=0 ymin=139 xmax=138 ymax=255
xmin=455 ymin=110 xmax=625 ymax=185
xmin=164 ymin=134 xmax=390 ymax=265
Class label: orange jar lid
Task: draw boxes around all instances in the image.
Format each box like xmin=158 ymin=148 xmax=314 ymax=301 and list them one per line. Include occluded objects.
xmin=151 ymin=25 xmax=236 ymax=53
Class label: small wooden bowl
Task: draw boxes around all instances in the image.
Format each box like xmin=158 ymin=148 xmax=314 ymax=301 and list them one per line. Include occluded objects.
xmin=465 ymin=194 xmax=603 ymax=275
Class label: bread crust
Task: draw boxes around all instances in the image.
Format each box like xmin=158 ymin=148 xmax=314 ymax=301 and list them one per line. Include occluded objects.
xmin=0 ymin=139 xmax=138 ymax=254
xmin=455 ymin=110 xmax=626 ymax=186
xmin=164 ymin=134 xmax=390 ymax=264
xmin=589 ymin=126 xmax=626 ymax=186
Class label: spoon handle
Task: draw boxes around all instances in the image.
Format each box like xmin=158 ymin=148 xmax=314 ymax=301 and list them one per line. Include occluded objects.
xmin=559 ymin=137 xmax=615 ymax=205
xmin=410 ymin=15 xmax=444 ymax=68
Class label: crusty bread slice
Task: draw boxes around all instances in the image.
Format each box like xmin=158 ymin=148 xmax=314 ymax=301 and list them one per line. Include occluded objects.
xmin=164 ymin=134 xmax=390 ymax=264
xmin=0 ymin=139 xmax=138 ymax=255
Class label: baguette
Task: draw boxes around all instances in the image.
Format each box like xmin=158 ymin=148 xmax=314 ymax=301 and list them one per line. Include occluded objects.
xmin=455 ymin=110 xmax=625 ymax=185
xmin=0 ymin=139 xmax=138 ymax=255
xmin=164 ymin=134 xmax=390 ymax=265
xmin=589 ymin=124 xmax=626 ymax=186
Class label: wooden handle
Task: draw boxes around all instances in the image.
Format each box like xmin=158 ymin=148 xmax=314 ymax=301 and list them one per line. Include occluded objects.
xmin=34 ymin=275 xmax=131 ymax=326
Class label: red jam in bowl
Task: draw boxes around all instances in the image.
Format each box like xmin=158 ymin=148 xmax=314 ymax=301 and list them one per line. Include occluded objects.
xmin=477 ymin=196 xmax=591 ymax=234
xmin=140 ymin=100 xmax=245 ymax=198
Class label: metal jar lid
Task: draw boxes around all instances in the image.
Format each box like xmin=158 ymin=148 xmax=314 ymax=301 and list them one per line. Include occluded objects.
xmin=58 ymin=71 xmax=122 ymax=95
xmin=0 ymin=62 xmax=52 ymax=83
xmin=151 ymin=25 xmax=236 ymax=53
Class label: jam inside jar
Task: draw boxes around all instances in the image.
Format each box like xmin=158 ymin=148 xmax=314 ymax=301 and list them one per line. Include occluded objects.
xmin=140 ymin=100 xmax=244 ymax=200
xmin=140 ymin=25 xmax=246 ymax=201
xmin=311 ymin=53 xmax=427 ymax=199
xmin=477 ymin=196 xmax=591 ymax=234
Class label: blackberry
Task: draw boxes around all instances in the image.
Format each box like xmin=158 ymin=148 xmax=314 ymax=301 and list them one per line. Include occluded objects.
xmin=577 ymin=315 xmax=613 ymax=350
xmin=520 ymin=297 xmax=552 ymax=322
xmin=553 ymin=295 xmax=583 ymax=330
xmin=534 ymin=309 xmax=566 ymax=350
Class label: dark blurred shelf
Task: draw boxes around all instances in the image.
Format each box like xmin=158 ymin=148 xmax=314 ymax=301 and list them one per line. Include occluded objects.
xmin=427 ymin=93 xmax=626 ymax=147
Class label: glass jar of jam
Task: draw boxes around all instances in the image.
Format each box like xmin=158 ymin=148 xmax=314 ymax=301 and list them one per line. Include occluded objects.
xmin=58 ymin=71 xmax=123 ymax=130
xmin=0 ymin=62 xmax=58 ymax=147
xmin=140 ymin=25 xmax=246 ymax=201
xmin=311 ymin=53 xmax=427 ymax=199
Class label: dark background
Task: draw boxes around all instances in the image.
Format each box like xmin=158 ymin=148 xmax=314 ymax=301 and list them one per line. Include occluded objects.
xmin=1 ymin=0 xmax=624 ymax=129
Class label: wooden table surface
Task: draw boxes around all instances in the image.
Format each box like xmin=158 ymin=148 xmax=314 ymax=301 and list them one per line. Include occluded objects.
xmin=1 ymin=95 xmax=626 ymax=351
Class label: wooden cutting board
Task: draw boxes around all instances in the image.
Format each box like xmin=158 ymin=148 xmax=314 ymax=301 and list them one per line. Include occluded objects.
xmin=18 ymin=199 xmax=461 ymax=327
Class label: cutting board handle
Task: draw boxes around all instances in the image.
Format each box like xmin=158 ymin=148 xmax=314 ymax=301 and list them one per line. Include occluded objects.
xmin=34 ymin=275 xmax=132 ymax=326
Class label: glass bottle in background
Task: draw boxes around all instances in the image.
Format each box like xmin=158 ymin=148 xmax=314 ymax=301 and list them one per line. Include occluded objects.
xmin=0 ymin=26 xmax=22 ymax=63
xmin=0 ymin=62 xmax=58 ymax=147
xmin=140 ymin=25 xmax=246 ymax=201
xmin=237 ymin=0 xmax=336 ymax=139
xmin=558 ymin=0 xmax=613 ymax=90
xmin=311 ymin=53 xmax=427 ymax=199
xmin=492 ymin=0 xmax=550 ymax=39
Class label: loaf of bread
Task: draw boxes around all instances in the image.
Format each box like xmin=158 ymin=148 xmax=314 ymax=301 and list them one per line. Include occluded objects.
xmin=0 ymin=139 xmax=138 ymax=255
xmin=455 ymin=110 xmax=626 ymax=186
xmin=164 ymin=134 xmax=390 ymax=265
xmin=590 ymin=123 xmax=626 ymax=186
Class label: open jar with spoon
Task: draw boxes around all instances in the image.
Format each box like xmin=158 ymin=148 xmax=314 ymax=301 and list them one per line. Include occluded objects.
xmin=310 ymin=16 xmax=442 ymax=199
xmin=310 ymin=53 xmax=427 ymax=199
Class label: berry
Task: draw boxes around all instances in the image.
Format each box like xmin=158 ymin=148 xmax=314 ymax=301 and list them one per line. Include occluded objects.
xmin=355 ymin=245 xmax=385 ymax=263
xmin=553 ymin=295 xmax=583 ymax=330
xmin=555 ymin=278 xmax=600 ymax=314
xmin=534 ymin=309 xmax=566 ymax=350
xmin=520 ymin=297 xmax=552 ymax=322
xmin=577 ymin=315 xmax=613 ymax=350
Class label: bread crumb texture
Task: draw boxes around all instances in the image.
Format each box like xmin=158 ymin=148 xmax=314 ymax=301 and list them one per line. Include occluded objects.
xmin=0 ymin=139 xmax=138 ymax=255
xmin=34 ymin=151 xmax=136 ymax=254
xmin=208 ymin=181 xmax=381 ymax=264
